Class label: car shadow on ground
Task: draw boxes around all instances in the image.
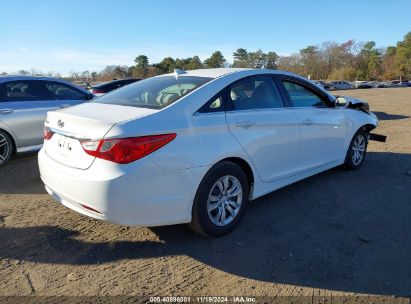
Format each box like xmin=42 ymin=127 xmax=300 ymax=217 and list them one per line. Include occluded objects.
xmin=0 ymin=152 xmax=46 ymax=195
xmin=1 ymin=152 xmax=411 ymax=296
xmin=373 ymin=111 xmax=409 ymax=121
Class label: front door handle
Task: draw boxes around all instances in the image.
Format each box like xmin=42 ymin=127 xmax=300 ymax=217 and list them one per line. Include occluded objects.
xmin=0 ymin=109 xmax=14 ymax=114
xmin=235 ymin=121 xmax=256 ymax=128
xmin=302 ymin=119 xmax=314 ymax=126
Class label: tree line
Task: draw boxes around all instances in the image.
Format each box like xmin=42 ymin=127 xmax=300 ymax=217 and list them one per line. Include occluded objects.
xmin=4 ymin=31 xmax=410 ymax=82
xmin=277 ymin=33 xmax=411 ymax=81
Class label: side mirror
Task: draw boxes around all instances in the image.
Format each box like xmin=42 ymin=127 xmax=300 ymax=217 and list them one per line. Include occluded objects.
xmin=335 ymin=96 xmax=347 ymax=107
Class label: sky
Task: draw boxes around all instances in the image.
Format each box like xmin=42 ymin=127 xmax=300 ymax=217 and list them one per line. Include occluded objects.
xmin=0 ymin=0 xmax=410 ymax=75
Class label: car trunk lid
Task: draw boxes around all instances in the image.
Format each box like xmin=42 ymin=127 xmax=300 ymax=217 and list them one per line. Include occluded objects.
xmin=44 ymin=103 xmax=157 ymax=169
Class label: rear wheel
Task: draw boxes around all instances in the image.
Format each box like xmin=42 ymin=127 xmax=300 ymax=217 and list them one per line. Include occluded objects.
xmin=0 ymin=130 xmax=13 ymax=166
xmin=189 ymin=161 xmax=249 ymax=237
xmin=344 ymin=129 xmax=368 ymax=170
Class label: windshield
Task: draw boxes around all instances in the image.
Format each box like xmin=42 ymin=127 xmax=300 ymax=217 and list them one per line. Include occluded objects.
xmin=93 ymin=76 xmax=212 ymax=109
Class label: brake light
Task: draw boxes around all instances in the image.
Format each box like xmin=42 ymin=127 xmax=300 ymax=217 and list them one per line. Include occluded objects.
xmin=43 ymin=127 xmax=54 ymax=140
xmin=80 ymin=134 xmax=176 ymax=164
xmin=92 ymin=88 xmax=105 ymax=94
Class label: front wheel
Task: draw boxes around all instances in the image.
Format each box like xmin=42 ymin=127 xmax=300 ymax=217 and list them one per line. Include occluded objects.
xmin=343 ymin=129 xmax=368 ymax=170
xmin=189 ymin=161 xmax=249 ymax=237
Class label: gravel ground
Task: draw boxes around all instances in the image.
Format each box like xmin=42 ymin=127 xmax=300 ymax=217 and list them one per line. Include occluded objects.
xmin=0 ymin=88 xmax=410 ymax=301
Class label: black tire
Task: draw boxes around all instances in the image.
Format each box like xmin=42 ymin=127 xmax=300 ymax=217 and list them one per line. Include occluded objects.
xmin=0 ymin=130 xmax=13 ymax=167
xmin=189 ymin=161 xmax=249 ymax=237
xmin=343 ymin=129 xmax=368 ymax=170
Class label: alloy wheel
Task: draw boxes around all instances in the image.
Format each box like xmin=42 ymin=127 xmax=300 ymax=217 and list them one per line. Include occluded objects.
xmin=207 ymin=175 xmax=243 ymax=227
xmin=351 ymin=134 xmax=366 ymax=166
xmin=0 ymin=133 xmax=11 ymax=165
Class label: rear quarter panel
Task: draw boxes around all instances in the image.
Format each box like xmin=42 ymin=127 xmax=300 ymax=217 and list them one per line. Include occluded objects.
xmin=105 ymin=109 xmax=254 ymax=172
xmin=0 ymin=120 xmax=19 ymax=148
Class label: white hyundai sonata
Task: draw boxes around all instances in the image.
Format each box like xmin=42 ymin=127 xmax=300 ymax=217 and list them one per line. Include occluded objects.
xmin=38 ymin=68 xmax=383 ymax=237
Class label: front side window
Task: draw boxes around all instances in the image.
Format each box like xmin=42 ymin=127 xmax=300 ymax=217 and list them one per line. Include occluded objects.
xmin=45 ymin=82 xmax=88 ymax=100
xmin=229 ymin=76 xmax=284 ymax=110
xmin=282 ymin=81 xmax=327 ymax=108
xmin=0 ymin=81 xmax=47 ymax=102
xmin=94 ymin=76 xmax=212 ymax=109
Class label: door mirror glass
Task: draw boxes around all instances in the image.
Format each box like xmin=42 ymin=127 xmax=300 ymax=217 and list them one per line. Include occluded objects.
xmin=335 ymin=96 xmax=347 ymax=107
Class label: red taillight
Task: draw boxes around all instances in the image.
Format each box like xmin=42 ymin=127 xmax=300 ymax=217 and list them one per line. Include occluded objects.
xmin=43 ymin=127 xmax=54 ymax=140
xmin=92 ymin=88 xmax=105 ymax=94
xmin=80 ymin=134 xmax=176 ymax=164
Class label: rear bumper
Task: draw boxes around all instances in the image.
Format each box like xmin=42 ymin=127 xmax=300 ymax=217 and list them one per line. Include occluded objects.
xmin=38 ymin=148 xmax=208 ymax=227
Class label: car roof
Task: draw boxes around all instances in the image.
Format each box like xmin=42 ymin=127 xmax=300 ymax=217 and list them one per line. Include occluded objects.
xmin=0 ymin=75 xmax=66 ymax=82
xmin=157 ymin=68 xmax=332 ymax=97
xmin=158 ymin=68 xmax=304 ymax=80
xmin=166 ymin=68 xmax=252 ymax=79
xmin=0 ymin=75 xmax=88 ymax=92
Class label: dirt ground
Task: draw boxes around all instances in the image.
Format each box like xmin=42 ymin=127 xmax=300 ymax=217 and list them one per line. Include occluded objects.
xmin=0 ymin=88 xmax=410 ymax=301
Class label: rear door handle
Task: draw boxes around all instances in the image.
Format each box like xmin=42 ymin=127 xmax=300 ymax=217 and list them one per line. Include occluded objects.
xmin=59 ymin=104 xmax=71 ymax=109
xmin=235 ymin=121 xmax=256 ymax=128
xmin=0 ymin=109 xmax=14 ymax=114
xmin=302 ymin=119 xmax=313 ymax=126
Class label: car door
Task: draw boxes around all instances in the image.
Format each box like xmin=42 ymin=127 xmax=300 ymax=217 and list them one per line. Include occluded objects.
xmin=225 ymin=75 xmax=301 ymax=182
xmin=0 ymin=80 xmax=64 ymax=148
xmin=279 ymin=77 xmax=346 ymax=171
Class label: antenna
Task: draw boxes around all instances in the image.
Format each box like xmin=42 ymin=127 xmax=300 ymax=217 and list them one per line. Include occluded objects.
xmin=174 ymin=69 xmax=186 ymax=79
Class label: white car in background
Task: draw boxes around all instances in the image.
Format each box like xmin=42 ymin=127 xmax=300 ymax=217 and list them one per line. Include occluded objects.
xmin=38 ymin=68 xmax=382 ymax=237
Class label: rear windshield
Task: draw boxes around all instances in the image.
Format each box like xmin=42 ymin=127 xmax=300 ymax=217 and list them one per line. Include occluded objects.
xmin=93 ymin=76 xmax=212 ymax=109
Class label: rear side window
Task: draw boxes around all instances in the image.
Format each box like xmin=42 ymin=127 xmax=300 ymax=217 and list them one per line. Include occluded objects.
xmin=197 ymin=90 xmax=225 ymax=113
xmin=44 ymin=82 xmax=88 ymax=100
xmin=228 ymin=76 xmax=284 ymax=110
xmin=0 ymin=80 xmax=49 ymax=101
xmin=281 ymin=81 xmax=327 ymax=108
xmin=0 ymin=81 xmax=48 ymax=102
xmin=94 ymin=76 xmax=212 ymax=109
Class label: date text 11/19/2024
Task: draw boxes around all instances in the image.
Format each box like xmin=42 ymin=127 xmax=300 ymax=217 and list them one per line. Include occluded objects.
xmin=149 ymin=296 xmax=257 ymax=303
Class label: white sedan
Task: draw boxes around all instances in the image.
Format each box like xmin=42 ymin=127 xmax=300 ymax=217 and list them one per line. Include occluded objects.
xmin=38 ymin=68 xmax=382 ymax=237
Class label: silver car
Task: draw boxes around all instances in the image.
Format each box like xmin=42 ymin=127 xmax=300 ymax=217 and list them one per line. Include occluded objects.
xmin=0 ymin=76 xmax=93 ymax=166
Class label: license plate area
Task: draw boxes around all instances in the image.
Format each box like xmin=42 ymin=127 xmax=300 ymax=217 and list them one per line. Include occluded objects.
xmin=55 ymin=134 xmax=76 ymax=156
